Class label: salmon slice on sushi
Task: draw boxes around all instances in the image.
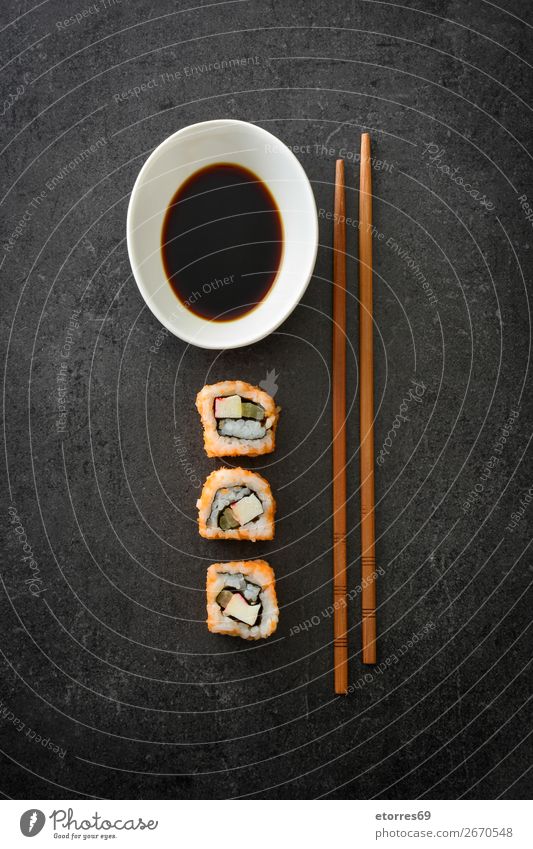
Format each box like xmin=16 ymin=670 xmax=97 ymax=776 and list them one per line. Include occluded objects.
xmin=196 ymin=380 xmax=280 ymax=457
xmin=197 ymin=468 xmax=275 ymax=541
xmin=207 ymin=560 xmax=279 ymax=640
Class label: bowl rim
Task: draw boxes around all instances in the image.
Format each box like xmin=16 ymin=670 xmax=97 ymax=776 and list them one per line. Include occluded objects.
xmin=126 ymin=119 xmax=319 ymax=350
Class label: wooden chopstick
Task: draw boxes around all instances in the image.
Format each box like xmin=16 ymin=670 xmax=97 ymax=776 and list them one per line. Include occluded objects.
xmin=332 ymin=159 xmax=349 ymax=694
xmin=359 ymin=133 xmax=377 ymax=665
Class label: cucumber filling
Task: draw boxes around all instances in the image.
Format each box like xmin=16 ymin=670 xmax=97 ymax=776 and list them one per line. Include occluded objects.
xmin=219 ymin=508 xmax=239 ymax=531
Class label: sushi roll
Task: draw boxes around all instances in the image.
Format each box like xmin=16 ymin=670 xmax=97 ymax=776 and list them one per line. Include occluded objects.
xmin=196 ymin=380 xmax=280 ymax=457
xmin=197 ymin=467 xmax=275 ymax=541
xmin=207 ymin=560 xmax=279 ymax=640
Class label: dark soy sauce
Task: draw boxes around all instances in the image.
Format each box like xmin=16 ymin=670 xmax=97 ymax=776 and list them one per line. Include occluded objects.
xmin=161 ymin=163 xmax=283 ymax=321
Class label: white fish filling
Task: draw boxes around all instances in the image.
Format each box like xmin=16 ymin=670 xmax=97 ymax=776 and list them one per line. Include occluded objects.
xmin=222 ymin=573 xmax=247 ymax=591
xmin=244 ymin=583 xmax=261 ymax=603
xmin=218 ymin=419 xmax=268 ymax=440
xmin=208 ymin=486 xmax=250 ymax=527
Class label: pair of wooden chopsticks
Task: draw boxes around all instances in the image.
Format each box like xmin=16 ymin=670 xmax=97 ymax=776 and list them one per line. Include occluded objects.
xmin=333 ymin=134 xmax=377 ymax=694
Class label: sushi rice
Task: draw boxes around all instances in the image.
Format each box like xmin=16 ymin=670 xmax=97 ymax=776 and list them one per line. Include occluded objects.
xmin=197 ymin=467 xmax=275 ymax=541
xmin=206 ymin=560 xmax=279 ymax=640
xmin=196 ymin=380 xmax=280 ymax=457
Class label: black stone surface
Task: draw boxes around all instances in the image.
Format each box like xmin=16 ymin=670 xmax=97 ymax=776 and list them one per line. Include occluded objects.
xmin=1 ymin=0 xmax=531 ymax=800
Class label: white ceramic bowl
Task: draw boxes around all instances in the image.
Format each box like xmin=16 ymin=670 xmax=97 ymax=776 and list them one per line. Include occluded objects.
xmin=127 ymin=119 xmax=318 ymax=349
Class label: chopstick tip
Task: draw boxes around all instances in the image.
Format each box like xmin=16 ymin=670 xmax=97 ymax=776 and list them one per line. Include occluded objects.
xmin=335 ymin=158 xmax=345 ymax=176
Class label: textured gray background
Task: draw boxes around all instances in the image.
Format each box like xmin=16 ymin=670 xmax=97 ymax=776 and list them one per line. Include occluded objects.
xmin=1 ymin=0 xmax=531 ymax=800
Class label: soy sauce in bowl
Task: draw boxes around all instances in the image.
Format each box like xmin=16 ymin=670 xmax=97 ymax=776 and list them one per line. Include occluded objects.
xmin=161 ymin=163 xmax=283 ymax=322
